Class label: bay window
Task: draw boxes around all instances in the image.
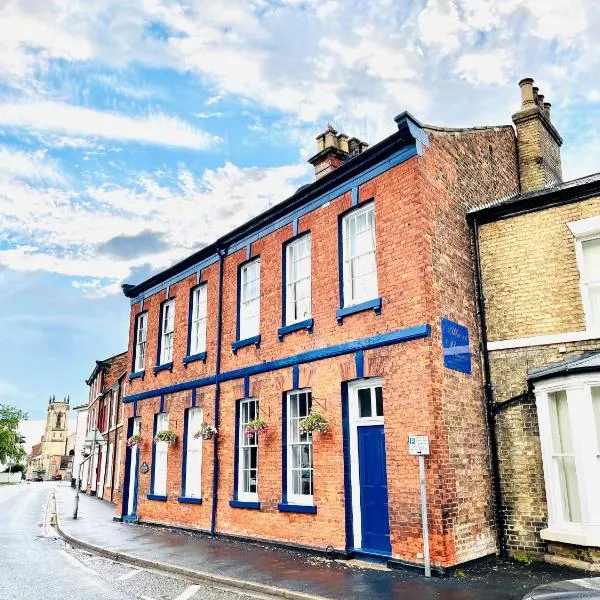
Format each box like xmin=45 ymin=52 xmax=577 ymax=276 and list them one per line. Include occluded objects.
xmin=535 ymin=375 xmax=600 ymax=545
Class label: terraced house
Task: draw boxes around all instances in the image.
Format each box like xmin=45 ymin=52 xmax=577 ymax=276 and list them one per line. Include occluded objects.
xmin=115 ymin=87 xmax=535 ymax=571
xmin=470 ymin=78 xmax=600 ymax=572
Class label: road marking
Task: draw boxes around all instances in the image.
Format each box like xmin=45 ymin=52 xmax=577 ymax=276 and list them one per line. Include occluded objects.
xmin=58 ymin=549 xmax=97 ymax=575
xmin=172 ymin=585 xmax=201 ymax=600
xmin=118 ymin=568 xmax=143 ymax=581
xmin=140 ymin=596 xmax=155 ymax=600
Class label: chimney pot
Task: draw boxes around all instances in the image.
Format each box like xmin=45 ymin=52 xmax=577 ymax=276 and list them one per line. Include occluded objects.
xmin=519 ymin=77 xmax=536 ymax=109
xmin=543 ymin=102 xmax=551 ymax=120
xmin=537 ymin=93 xmax=545 ymax=110
xmin=337 ymin=133 xmax=349 ymax=153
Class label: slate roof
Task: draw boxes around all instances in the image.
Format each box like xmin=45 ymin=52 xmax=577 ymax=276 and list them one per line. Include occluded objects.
xmin=528 ymin=351 xmax=600 ymax=382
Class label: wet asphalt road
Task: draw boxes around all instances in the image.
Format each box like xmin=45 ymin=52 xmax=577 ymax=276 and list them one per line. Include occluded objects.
xmin=0 ymin=482 xmax=267 ymax=600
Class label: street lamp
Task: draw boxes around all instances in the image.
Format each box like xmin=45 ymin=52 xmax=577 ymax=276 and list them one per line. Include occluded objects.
xmin=73 ymin=428 xmax=106 ymax=519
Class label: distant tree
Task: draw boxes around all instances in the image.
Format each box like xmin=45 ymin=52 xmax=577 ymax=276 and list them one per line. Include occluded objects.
xmin=2 ymin=463 xmax=25 ymax=473
xmin=0 ymin=405 xmax=28 ymax=465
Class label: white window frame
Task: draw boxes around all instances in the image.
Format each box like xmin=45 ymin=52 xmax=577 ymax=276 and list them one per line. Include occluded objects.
xmin=534 ymin=374 xmax=600 ymax=547
xmin=239 ymin=259 xmax=260 ymax=340
xmin=160 ymin=300 xmax=175 ymax=365
xmin=568 ymin=216 xmax=600 ymax=332
xmin=134 ymin=312 xmax=147 ymax=372
xmin=106 ymin=442 xmax=114 ymax=489
xmin=342 ymin=202 xmax=378 ymax=307
xmin=285 ymin=234 xmax=311 ymax=325
xmin=238 ymin=398 xmax=259 ymax=503
xmin=190 ymin=284 xmax=208 ymax=356
xmin=115 ymin=438 xmax=122 ymax=490
xmin=286 ymin=389 xmax=314 ymax=506
xmin=110 ymin=389 xmax=118 ymax=429
xmin=153 ymin=412 xmax=169 ymax=497
xmin=184 ymin=407 xmax=203 ymax=499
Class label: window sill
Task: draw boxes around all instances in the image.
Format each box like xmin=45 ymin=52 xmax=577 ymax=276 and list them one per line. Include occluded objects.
xmin=178 ymin=496 xmax=203 ymax=505
xmin=231 ymin=335 xmax=261 ymax=354
xmin=336 ymin=297 xmax=382 ymax=324
xmin=277 ymin=503 xmax=317 ymax=514
xmin=183 ymin=352 xmax=207 ymax=366
xmin=153 ymin=362 xmax=173 ymax=375
xmin=540 ymin=527 xmax=600 ymax=548
xmin=278 ymin=319 xmax=314 ymax=341
xmin=229 ymin=500 xmax=261 ymax=510
xmin=129 ymin=370 xmax=145 ymax=380
xmin=146 ymin=494 xmax=168 ymax=502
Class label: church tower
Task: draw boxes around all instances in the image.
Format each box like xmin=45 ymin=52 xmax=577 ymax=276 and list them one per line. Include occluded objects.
xmin=41 ymin=395 xmax=70 ymax=466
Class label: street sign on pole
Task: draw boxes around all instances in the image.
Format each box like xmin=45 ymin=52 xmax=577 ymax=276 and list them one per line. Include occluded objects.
xmin=409 ymin=434 xmax=431 ymax=577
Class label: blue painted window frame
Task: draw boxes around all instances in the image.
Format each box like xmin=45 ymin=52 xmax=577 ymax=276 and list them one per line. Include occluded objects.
xmin=178 ymin=406 xmax=203 ymax=504
xmin=278 ymin=389 xmax=316 ymax=512
xmin=229 ymin=398 xmax=261 ymax=510
xmin=336 ymin=200 xmax=381 ymax=324
xmin=130 ymin=310 xmax=148 ymax=378
xmin=147 ymin=412 xmax=167 ymax=501
xmin=233 ymin=256 xmax=261 ymax=351
xmin=279 ymin=232 xmax=313 ymax=340
xmin=156 ymin=296 xmax=175 ymax=370
xmin=185 ymin=282 xmax=208 ymax=365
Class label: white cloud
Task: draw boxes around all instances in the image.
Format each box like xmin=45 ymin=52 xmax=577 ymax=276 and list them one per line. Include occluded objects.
xmin=0 ymin=147 xmax=64 ymax=184
xmin=455 ymin=50 xmax=515 ymax=86
xmin=0 ymin=101 xmax=218 ymax=150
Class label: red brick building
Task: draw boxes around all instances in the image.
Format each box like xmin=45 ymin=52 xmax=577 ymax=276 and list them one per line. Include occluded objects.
xmin=115 ymin=110 xmax=521 ymax=571
xmin=81 ymin=352 xmax=128 ymax=503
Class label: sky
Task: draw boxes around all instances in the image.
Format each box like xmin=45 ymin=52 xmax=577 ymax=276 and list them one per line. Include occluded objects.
xmin=1 ymin=0 xmax=600 ymax=445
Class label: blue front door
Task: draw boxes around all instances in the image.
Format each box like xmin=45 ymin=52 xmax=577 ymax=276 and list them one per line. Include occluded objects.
xmin=357 ymin=424 xmax=391 ymax=554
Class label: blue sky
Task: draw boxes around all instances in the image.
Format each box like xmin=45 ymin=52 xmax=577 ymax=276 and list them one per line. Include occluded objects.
xmin=1 ymin=0 xmax=599 ymax=440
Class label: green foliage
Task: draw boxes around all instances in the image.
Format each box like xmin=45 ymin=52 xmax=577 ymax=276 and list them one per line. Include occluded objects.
xmin=512 ymin=552 xmax=533 ymax=565
xmin=299 ymin=413 xmax=328 ymax=434
xmin=2 ymin=463 xmax=25 ymax=473
xmin=154 ymin=430 xmax=178 ymax=444
xmin=454 ymin=569 xmax=466 ymax=578
xmin=0 ymin=404 xmax=28 ymax=465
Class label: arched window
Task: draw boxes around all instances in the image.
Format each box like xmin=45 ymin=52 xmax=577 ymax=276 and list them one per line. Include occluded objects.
xmin=55 ymin=413 xmax=62 ymax=429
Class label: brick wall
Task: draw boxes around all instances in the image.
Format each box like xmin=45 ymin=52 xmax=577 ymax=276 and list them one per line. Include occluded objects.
xmin=479 ymin=196 xmax=600 ymax=342
xmin=478 ymin=197 xmax=600 ymax=563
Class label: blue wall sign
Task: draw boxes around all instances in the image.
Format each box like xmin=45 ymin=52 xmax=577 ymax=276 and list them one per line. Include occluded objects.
xmin=441 ymin=318 xmax=471 ymax=375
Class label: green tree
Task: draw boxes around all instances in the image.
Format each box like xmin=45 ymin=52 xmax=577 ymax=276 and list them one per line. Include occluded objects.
xmin=0 ymin=405 xmax=28 ymax=465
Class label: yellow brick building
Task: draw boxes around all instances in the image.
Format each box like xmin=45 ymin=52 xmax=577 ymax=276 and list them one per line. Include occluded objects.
xmin=470 ymin=78 xmax=600 ymax=571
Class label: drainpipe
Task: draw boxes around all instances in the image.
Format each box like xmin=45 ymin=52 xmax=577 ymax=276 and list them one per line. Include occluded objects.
xmin=210 ymin=247 xmax=226 ymax=536
xmin=471 ymin=216 xmax=506 ymax=557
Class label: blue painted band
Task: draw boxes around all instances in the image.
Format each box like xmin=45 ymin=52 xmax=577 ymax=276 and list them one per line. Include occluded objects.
xmin=229 ymin=500 xmax=261 ymax=510
xmin=336 ymin=297 xmax=382 ymax=324
xmin=122 ymin=515 xmax=137 ymax=523
xmin=129 ymin=371 xmax=145 ymax=380
xmin=355 ymin=350 xmax=364 ymax=379
xmin=292 ymin=217 xmax=298 ymax=236
xmin=183 ymin=352 xmax=207 ymax=365
xmin=351 ymin=186 xmax=359 ymax=206
xmin=146 ymin=494 xmax=168 ymax=502
xmin=178 ymin=497 xmax=203 ymax=505
xmin=159 ymin=395 xmax=165 ymax=413
xmin=277 ymin=319 xmax=314 ymax=341
xmin=153 ymin=362 xmax=173 ymax=374
xmin=243 ymin=376 xmax=250 ymax=399
xmin=191 ymin=388 xmax=197 ymax=408
xmin=231 ymin=335 xmax=261 ymax=353
xmin=123 ymin=324 xmax=431 ymax=403
xmin=292 ymin=365 xmax=300 ymax=390
xmin=181 ymin=407 xmax=189 ymax=498
xmin=129 ymin=143 xmax=418 ymax=305
xmin=277 ymin=503 xmax=317 ymax=514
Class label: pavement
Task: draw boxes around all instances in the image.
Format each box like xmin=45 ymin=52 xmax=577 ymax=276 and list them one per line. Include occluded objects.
xmin=53 ymin=484 xmax=586 ymax=600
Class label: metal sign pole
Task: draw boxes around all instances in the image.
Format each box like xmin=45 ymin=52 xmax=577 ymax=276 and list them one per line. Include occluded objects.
xmin=418 ymin=454 xmax=431 ymax=578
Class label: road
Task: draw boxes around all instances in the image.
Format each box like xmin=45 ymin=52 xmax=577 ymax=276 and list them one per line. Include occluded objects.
xmin=0 ymin=482 xmax=269 ymax=600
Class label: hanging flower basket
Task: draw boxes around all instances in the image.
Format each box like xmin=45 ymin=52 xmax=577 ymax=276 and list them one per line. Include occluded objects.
xmin=299 ymin=413 xmax=328 ymax=434
xmin=194 ymin=423 xmax=218 ymax=440
xmin=127 ymin=434 xmax=142 ymax=448
xmin=154 ymin=430 xmax=178 ymax=445
xmin=246 ymin=418 xmax=268 ymax=438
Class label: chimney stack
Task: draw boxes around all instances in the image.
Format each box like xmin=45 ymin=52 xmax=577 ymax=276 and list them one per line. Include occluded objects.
xmin=512 ymin=77 xmax=563 ymax=193
xmin=308 ymin=124 xmax=368 ymax=180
